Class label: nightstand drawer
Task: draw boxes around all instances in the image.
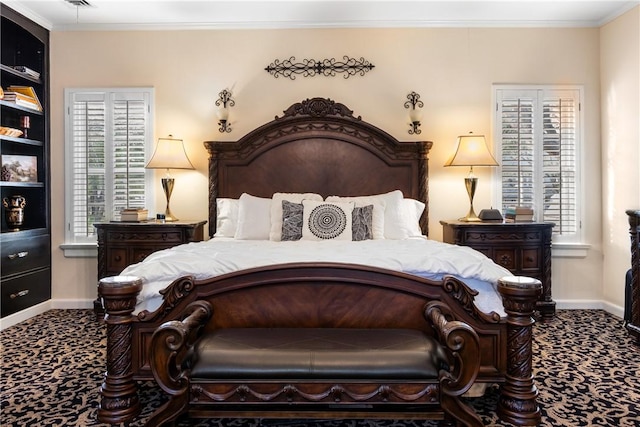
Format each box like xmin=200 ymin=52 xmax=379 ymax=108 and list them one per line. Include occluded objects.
xmin=522 ymin=248 xmax=540 ymax=270
xmin=131 ymin=246 xmax=173 ymax=264
xmin=1 ymin=268 xmax=51 ymax=317
xmin=105 ymin=247 xmax=129 ymax=274
xmin=493 ymin=248 xmax=517 ymax=270
xmin=462 ymin=230 xmax=543 ymax=244
xmin=106 ymin=230 xmax=184 ymax=244
xmin=1 ymin=234 xmax=51 ymax=277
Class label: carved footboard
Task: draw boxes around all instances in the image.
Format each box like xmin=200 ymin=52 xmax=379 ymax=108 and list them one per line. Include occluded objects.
xmin=97 ymin=266 xmax=542 ymax=426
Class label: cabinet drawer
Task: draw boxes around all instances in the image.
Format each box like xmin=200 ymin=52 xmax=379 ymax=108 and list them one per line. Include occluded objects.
xmin=522 ymin=248 xmax=540 ymax=270
xmin=1 ymin=234 xmax=50 ymax=277
xmin=1 ymin=268 xmax=51 ymax=317
xmin=105 ymin=247 xmax=129 ymax=274
xmin=493 ymin=248 xmax=517 ymax=270
xmin=463 ymin=230 xmax=542 ymax=244
xmin=106 ymin=230 xmax=184 ymax=244
xmin=131 ymin=246 xmax=173 ymax=264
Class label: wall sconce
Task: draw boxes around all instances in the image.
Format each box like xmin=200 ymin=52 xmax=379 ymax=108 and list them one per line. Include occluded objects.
xmin=444 ymin=132 xmax=499 ymax=222
xmin=404 ymin=91 xmax=423 ymax=135
xmin=215 ymin=89 xmax=235 ymax=133
xmin=145 ymin=135 xmax=195 ymax=221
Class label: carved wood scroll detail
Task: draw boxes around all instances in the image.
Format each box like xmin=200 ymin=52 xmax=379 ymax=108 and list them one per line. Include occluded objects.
xmin=192 ymin=383 xmax=439 ymax=404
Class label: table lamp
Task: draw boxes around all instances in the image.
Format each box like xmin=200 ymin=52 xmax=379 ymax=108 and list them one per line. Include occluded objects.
xmin=444 ymin=132 xmax=498 ymax=222
xmin=145 ymin=135 xmax=195 ymax=221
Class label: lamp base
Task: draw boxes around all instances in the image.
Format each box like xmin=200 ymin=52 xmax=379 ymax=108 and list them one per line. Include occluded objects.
xmin=164 ymin=210 xmax=179 ymax=222
xmin=459 ymin=175 xmax=481 ymax=222
xmin=459 ymin=213 xmax=482 ymax=222
xmin=161 ymin=177 xmax=178 ymax=222
xmin=459 ymin=206 xmax=482 ymax=222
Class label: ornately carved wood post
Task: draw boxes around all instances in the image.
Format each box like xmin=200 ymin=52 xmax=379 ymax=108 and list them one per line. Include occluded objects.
xmin=98 ymin=276 xmax=143 ymax=425
xmin=626 ymin=210 xmax=640 ymax=343
xmin=203 ymin=141 xmax=219 ymax=239
xmin=497 ymin=276 xmax=543 ymax=426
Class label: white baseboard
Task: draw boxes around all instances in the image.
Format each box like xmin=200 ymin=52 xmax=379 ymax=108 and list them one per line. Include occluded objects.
xmin=52 ymin=299 xmax=96 ymax=310
xmin=555 ymin=299 xmax=624 ymax=319
xmin=0 ymin=301 xmax=52 ymax=330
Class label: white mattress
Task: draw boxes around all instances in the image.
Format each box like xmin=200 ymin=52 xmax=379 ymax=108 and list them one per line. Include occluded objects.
xmin=122 ymin=237 xmax=511 ymax=316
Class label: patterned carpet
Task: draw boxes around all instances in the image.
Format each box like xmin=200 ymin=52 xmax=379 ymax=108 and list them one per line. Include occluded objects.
xmin=1 ymin=309 xmax=639 ymax=426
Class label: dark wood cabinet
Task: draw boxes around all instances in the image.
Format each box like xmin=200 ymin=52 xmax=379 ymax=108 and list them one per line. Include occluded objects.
xmin=625 ymin=210 xmax=640 ymax=343
xmin=94 ymin=220 xmax=207 ymax=279
xmin=0 ymin=5 xmax=50 ymax=318
xmin=93 ymin=220 xmax=207 ymax=316
xmin=441 ymin=220 xmax=555 ymax=318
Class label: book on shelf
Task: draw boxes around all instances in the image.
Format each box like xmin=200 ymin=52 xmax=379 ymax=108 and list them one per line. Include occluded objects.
xmin=2 ymin=91 xmax=41 ymax=111
xmin=11 ymin=66 xmax=40 ymax=79
xmin=6 ymin=85 xmax=42 ymax=111
xmin=120 ymin=208 xmax=149 ymax=221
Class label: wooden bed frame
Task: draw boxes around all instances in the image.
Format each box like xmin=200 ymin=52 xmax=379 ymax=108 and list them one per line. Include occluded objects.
xmin=97 ymin=98 xmax=542 ymax=426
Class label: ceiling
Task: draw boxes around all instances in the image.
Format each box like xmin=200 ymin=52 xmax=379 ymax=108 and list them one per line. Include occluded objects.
xmin=3 ymin=0 xmax=639 ymax=31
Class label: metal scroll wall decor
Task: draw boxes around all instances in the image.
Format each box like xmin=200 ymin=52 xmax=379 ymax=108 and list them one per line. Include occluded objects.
xmin=265 ymin=56 xmax=375 ymax=80
xmin=215 ymin=89 xmax=235 ymax=133
xmin=405 ymin=91 xmax=423 ymax=135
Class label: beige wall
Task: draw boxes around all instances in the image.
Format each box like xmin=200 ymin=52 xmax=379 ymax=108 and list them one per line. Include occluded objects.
xmin=600 ymin=6 xmax=640 ymax=311
xmin=50 ymin=25 xmax=608 ymax=308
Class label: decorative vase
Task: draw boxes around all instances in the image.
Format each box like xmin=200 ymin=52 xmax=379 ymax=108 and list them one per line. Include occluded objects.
xmin=3 ymin=195 xmax=26 ymax=231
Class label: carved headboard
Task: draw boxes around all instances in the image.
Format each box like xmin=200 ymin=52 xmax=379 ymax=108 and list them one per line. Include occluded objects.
xmin=204 ymin=98 xmax=432 ymax=238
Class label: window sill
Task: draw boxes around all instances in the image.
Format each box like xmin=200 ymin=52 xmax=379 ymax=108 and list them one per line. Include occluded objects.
xmin=551 ymin=243 xmax=590 ymax=258
xmin=60 ymin=243 xmax=98 ymax=258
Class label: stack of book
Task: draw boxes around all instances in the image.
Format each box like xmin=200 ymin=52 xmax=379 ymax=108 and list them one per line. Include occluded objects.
xmin=120 ymin=208 xmax=149 ymax=222
xmin=11 ymin=65 xmax=41 ymax=80
xmin=3 ymin=86 xmax=42 ymax=111
xmin=504 ymin=206 xmax=534 ymax=222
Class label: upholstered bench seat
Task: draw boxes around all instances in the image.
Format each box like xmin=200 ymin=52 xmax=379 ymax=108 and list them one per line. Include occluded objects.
xmin=147 ymin=300 xmax=484 ymax=427
xmin=188 ymin=328 xmax=449 ymax=380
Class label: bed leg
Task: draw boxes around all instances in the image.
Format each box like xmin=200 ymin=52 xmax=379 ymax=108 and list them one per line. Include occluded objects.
xmin=497 ymin=276 xmax=543 ymax=427
xmin=97 ymin=276 xmax=143 ymax=425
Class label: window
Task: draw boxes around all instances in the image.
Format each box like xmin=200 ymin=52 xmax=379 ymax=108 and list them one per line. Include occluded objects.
xmin=493 ymin=85 xmax=583 ymax=243
xmin=64 ymin=88 xmax=154 ymax=247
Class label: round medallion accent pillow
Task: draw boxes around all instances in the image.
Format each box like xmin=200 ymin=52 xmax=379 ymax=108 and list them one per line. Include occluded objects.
xmin=308 ymin=204 xmax=347 ymax=239
xmin=302 ymin=200 xmax=354 ymax=241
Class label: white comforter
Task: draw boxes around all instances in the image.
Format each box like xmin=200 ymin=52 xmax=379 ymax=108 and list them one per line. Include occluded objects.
xmin=122 ymin=237 xmax=512 ymax=315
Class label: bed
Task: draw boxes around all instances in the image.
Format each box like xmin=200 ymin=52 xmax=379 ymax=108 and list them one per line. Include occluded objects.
xmin=97 ymin=98 xmax=542 ymax=426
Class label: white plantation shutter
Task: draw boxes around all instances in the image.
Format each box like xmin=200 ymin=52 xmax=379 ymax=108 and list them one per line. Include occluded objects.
xmin=111 ymin=95 xmax=148 ymax=218
xmin=494 ymin=86 xmax=582 ymax=242
xmin=65 ymin=88 xmax=154 ymax=243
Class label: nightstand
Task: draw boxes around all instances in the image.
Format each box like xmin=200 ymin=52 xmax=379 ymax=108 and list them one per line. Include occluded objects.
xmin=440 ymin=220 xmax=555 ymax=318
xmin=93 ymin=220 xmax=206 ymax=316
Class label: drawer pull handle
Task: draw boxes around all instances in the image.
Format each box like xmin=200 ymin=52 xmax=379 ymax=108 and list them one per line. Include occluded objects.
xmin=10 ymin=289 xmax=29 ymax=299
xmin=8 ymin=251 xmax=29 ymax=260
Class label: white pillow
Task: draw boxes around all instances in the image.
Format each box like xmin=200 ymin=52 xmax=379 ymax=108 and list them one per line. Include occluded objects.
xmin=214 ymin=198 xmax=239 ymax=238
xmin=324 ymin=195 xmax=386 ymax=239
xmin=269 ymin=192 xmax=323 ymax=241
xmin=234 ymin=193 xmax=272 ymax=240
xmin=301 ymin=200 xmax=354 ymax=241
xmin=400 ymin=198 xmax=426 ymax=238
xmin=327 ymin=190 xmax=425 ymax=239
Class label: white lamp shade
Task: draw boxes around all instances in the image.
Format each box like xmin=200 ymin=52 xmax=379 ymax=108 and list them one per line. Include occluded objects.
xmin=444 ymin=133 xmax=498 ymax=167
xmin=146 ymin=136 xmax=195 ymax=170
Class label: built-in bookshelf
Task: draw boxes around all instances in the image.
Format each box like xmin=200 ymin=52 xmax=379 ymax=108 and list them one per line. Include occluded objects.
xmin=0 ymin=4 xmax=50 ymax=317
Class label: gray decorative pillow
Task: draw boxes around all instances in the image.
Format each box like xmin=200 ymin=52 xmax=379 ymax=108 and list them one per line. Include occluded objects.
xmin=281 ymin=200 xmax=303 ymax=241
xmin=352 ymin=204 xmax=374 ymax=241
